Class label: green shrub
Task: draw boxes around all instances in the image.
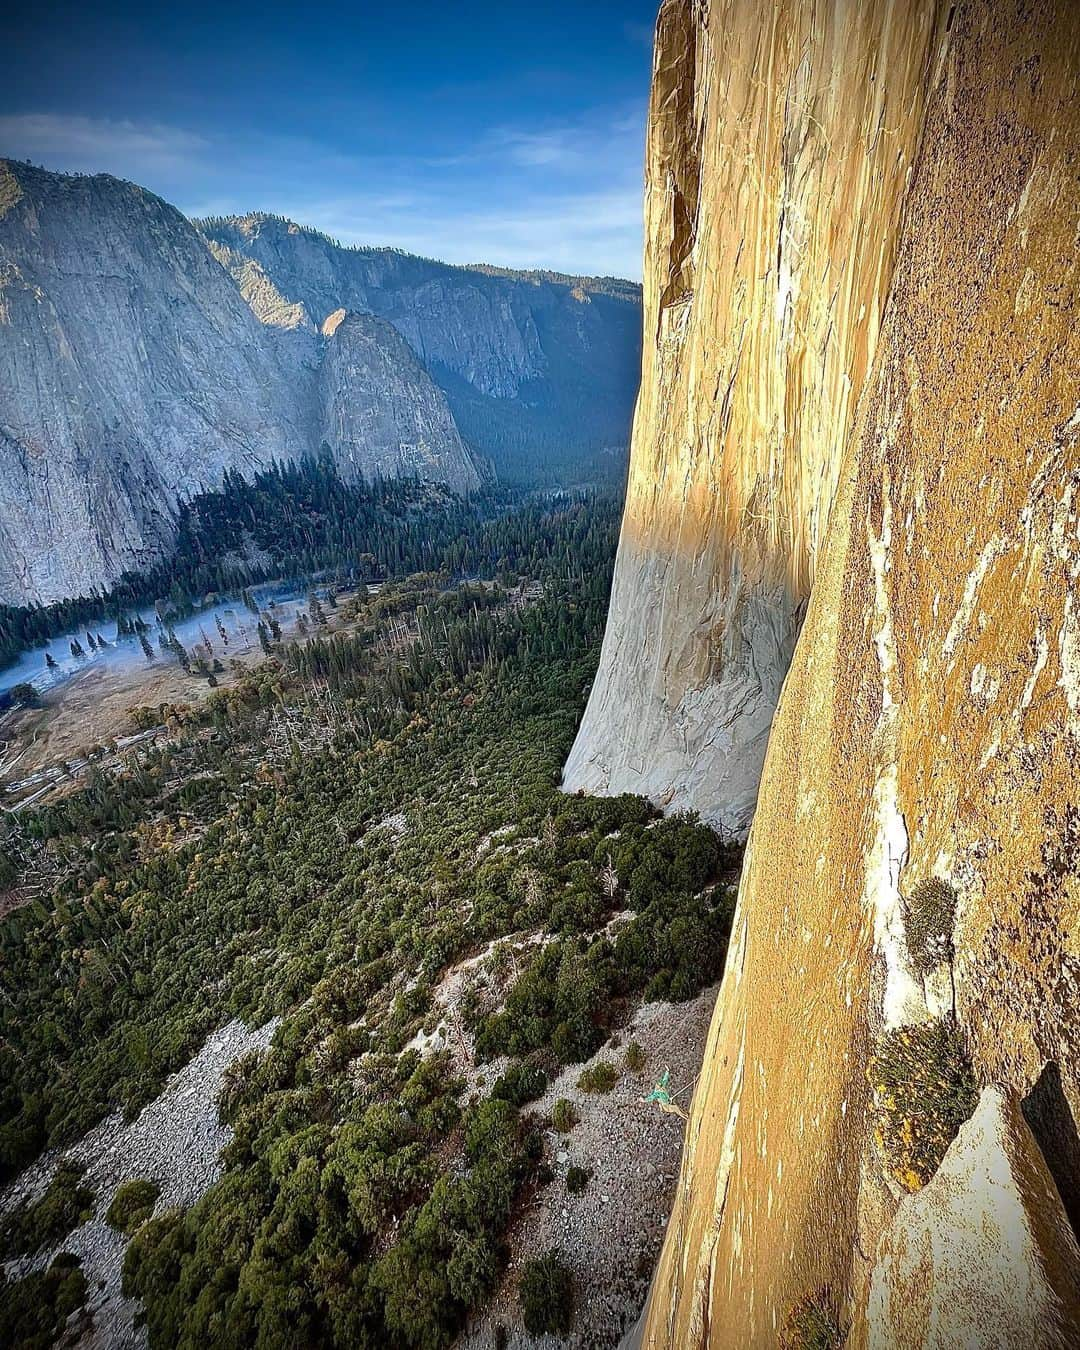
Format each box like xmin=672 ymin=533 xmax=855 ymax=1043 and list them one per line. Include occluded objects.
xmin=577 ymin=1061 xmax=618 ymax=1094
xmin=491 ymin=1057 xmax=548 ymax=1108
xmin=0 ymin=1252 xmax=88 ymax=1350
xmin=551 ymin=1098 xmax=578 ymax=1133
xmin=780 ymin=1290 xmax=843 ymax=1349
xmin=625 ymin=1040 xmax=646 ymax=1073
xmin=0 ymin=1161 xmax=95 ymax=1258
xmin=519 ymin=1251 xmax=575 ymax=1336
xmin=903 ymin=878 xmax=958 ymax=978
xmin=565 ymin=1165 xmax=590 ymax=1194
xmin=105 ymin=1179 xmax=161 ymax=1235
xmin=869 ymin=1019 xmax=978 ymax=1191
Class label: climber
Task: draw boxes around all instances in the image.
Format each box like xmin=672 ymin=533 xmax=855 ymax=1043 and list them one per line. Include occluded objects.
xmin=640 ymin=1067 xmax=688 ymax=1121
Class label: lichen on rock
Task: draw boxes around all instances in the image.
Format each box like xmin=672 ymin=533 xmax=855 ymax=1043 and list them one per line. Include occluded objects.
xmin=581 ymin=0 xmax=1080 ymax=1344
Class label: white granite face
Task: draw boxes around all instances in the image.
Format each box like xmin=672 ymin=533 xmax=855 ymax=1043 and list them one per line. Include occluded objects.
xmin=3 ymin=163 xmax=638 ymax=604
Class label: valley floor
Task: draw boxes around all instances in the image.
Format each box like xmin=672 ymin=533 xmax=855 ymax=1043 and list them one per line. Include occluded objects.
xmin=0 ymin=583 xmax=373 ymax=799
xmin=0 ymin=495 xmax=737 ymax=1349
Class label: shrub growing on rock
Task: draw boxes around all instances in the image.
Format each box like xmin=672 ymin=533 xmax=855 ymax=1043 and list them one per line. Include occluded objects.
xmin=625 ymin=1040 xmax=646 ymax=1073
xmin=577 ymin=1061 xmax=618 ymax=1094
xmin=779 ymin=1290 xmax=843 ymax=1349
xmin=903 ymin=878 xmax=958 ymax=978
xmin=566 ymin=1164 xmax=590 ymax=1194
xmin=869 ymin=1019 xmax=978 ymax=1191
xmin=519 ymin=1251 xmax=575 ymax=1336
xmin=106 ymin=1179 xmax=161 ymax=1235
xmin=551 ymin=1098 xmax=578 ymax=1133
xmin=0 ymin=1161 xmax=95 ymax=1258
xmin=0 ymin=1252 xmax=88 ymax=1349
xmin=491 ymin=1056 xmax=548 ymax=1107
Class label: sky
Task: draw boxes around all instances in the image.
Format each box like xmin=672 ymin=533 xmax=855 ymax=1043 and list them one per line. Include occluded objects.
xmin=3 ymin=0 xmax=658 ymax=280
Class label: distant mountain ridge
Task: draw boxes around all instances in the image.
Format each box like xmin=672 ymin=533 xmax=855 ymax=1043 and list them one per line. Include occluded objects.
xmin=199 ymin=212 xmax=642 ymax=485
xmin=0 ymin=162 xmax=641 ymax=605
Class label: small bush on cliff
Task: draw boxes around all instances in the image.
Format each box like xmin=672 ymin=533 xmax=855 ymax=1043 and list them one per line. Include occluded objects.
xmin=869 ymin=1019 xmax=978 ymax=1191
xmin=106 ymin=1179 xmax=161 ymax=1235
xmin=624 ymin=1039 xmax=646 ymax=1073
xmin=491 ymin=1056 xmax=548 ymax=1107
xmin=519 ymin=1251 xmax=574 ymax=1336
xmin=551 ymin=1098 xmax=578 ymax=1132
xmin=577 ymin=1061 xmax=618 ymax=1094
xmin=566 ymin=1165 xmax=590 ymax=1194
xmin=902 ymin=878 xmax=958 ymax=978
xmin=0 ymin=1252 xmax=88 ymax=1349
xmin=779 ymin=1289 xmax=843 ymax=1349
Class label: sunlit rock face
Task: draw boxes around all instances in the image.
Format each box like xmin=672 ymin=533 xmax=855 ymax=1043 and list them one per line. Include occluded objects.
xmin=589 ymin=0 xmax=1080 ymax=1344
xmin=868 ymin=1090 xmax=1080 ymax=1348
xmin=563 ymin=0 xmax=943 ymax=837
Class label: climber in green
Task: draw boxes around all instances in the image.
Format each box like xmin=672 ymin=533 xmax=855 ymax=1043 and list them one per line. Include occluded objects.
xmin=640 ymin=1067 xmax=688 ymax=1121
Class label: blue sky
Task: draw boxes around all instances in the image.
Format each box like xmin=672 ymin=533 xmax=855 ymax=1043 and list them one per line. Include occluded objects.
xmin=3 ymin=1 xmax=657 ymax=279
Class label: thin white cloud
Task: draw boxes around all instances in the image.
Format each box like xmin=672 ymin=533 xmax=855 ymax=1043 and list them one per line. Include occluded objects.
xmin=2 ymin=109 xmax=645 ymax=279
xmin=623 ymin=20 xmax=656 ymax=49
xmin=0 ymin=113 xmax=207 ymax=177
xmin=269 ymin=187 xmax=645 ymax=278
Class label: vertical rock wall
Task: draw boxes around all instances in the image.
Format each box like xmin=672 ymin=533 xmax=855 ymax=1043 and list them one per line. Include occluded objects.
xmin=622 ymin=0 xmax=1080 ymax=1344
xmin=563 ymin=0 xmax=947 ymax=837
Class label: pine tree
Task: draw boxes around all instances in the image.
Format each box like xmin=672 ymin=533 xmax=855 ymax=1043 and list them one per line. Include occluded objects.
xmin=167 ymin=630 xmax=191 ymax=673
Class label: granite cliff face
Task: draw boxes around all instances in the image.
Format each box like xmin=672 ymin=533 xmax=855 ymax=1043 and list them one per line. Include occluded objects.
xmin=0 ymin=162 xmax=637 ymax=605
xmin=203 ymin=214 xmax=547 ymax=398
xmin=318 ymin=308 xmax=477 ymax=494
xmin=0 ymin=161 xmax=307 ymax=604
xmin=199 ymin=213 xmax=642 ymax=396
xmin=0 ymin=161 xmax=481 ymax=604
xmin=563 ymin=0 xmax=945 ymax=838
xmin=574 ymin=0 xmax=1080 ymax=1344
xmin=200 ymin=214 xmax=644 ymax=486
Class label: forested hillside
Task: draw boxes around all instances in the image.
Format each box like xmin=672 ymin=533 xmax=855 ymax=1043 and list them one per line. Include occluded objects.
xmin=0 ymin=493 xmax=737 ymax=1348
xmin=0 ymin=461 xmax=595 ymax=670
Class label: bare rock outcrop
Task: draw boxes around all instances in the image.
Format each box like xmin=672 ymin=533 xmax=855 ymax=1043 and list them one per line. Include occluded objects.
xmin=0 ymin=163 xmax=486 ymax=604
xmin=867 ymin=1089 xmax=1080 ymax=1349
xmin=581 ymin=0 xmax=1080 ymax=1344
xmin=318 ymin=308 xmax=479 ymax=493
